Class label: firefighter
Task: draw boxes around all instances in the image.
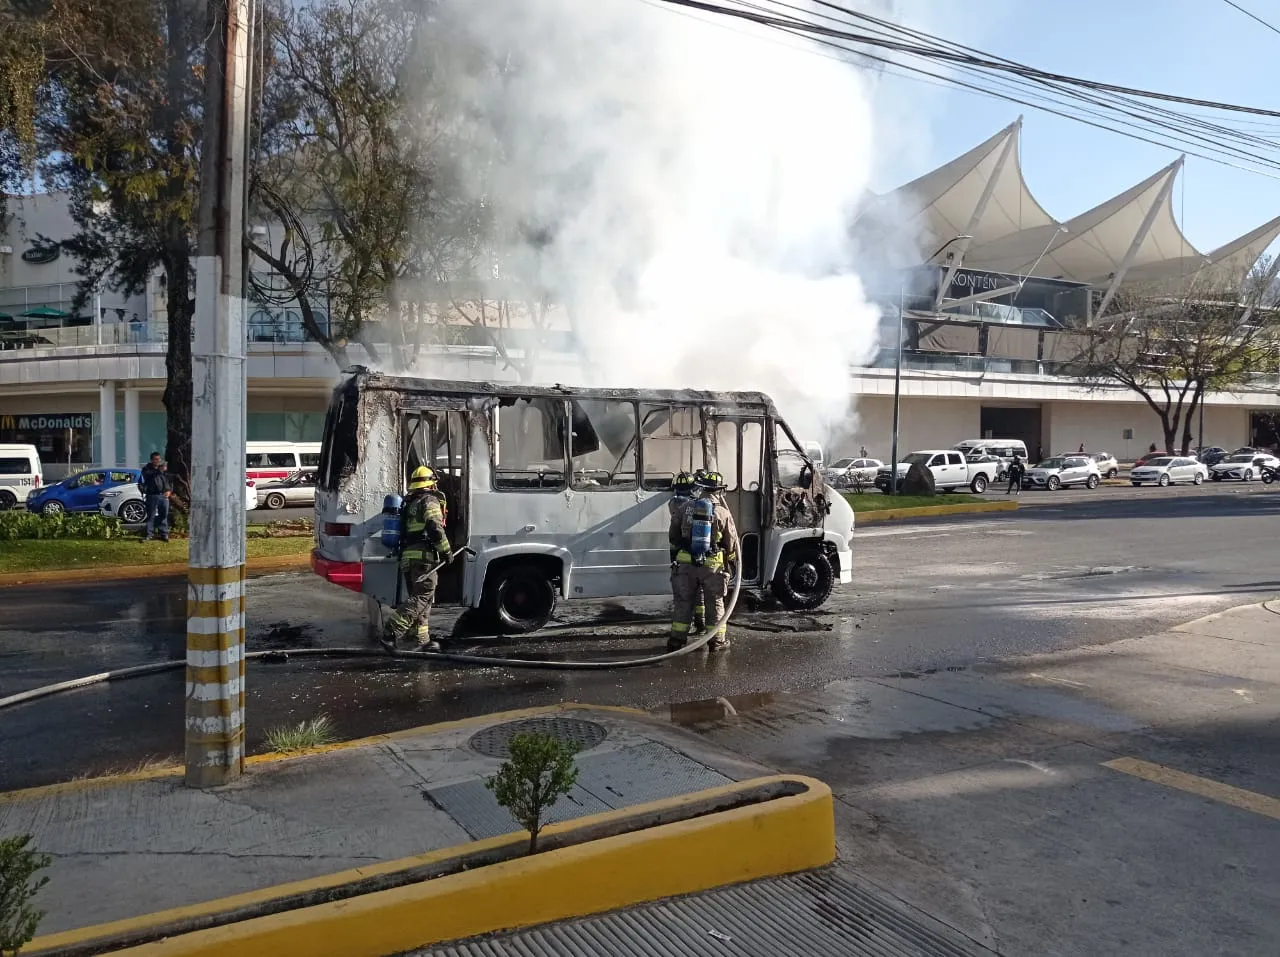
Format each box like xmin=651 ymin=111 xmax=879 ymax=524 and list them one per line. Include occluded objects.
xmin=384 ymin=466 xmax=452 ymax=651
xmin=668 ymin=471 xmax=740 ymax=652
xmin=668 ymin=472 xmax=705 ymax=632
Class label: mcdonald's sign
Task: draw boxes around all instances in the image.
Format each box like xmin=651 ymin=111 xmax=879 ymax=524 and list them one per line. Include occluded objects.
xmin=0 ymin=413 xmax=93 ymax=432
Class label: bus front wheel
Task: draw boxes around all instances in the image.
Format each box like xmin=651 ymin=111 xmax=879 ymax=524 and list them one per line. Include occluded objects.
xmin=773 ymin=546 xmax=834 ymax=611
xmin=482 ymin=563 xmax=558 ymax=634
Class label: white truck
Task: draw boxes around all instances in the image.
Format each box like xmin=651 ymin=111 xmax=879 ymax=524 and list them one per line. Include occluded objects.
xmin=875 ymin=449 xmax=999 ymax=494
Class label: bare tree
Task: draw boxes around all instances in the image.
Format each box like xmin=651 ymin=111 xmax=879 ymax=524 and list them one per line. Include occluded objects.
xmin=1074 ymin=265 xmax=1280 ymax=455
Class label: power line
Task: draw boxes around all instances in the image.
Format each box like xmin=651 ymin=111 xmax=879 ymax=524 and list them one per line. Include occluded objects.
xmin=652 ymin=0 xmax=1280 ymax=118
xmin=1220 ymin=0 xmax=1280 ymax=37
xmin=713 ymin=0 xmax=1280 ymax=176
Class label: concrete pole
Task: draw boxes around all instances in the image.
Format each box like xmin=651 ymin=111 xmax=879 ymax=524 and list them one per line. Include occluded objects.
xmin=124 ymin=387 xmax=141 ymax=467
xmin=186 ymin=0 xmax=251 ymax=788
xmin=98 ymin=380 xmax=117 ymax=467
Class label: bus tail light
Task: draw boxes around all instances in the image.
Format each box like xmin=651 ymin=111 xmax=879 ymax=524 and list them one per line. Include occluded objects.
xmin=323 ymin=522 xmax=353 ymax=536
xmin=311 ymin=549 xmax=362 ymax=592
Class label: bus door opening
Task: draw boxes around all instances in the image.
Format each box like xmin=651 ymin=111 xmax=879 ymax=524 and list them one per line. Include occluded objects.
xmin=403 ymin=408 xmax=469 ymax=604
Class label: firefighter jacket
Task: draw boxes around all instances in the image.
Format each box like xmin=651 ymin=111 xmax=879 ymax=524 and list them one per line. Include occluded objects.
xmin=399 ymin=489 xmax=450 ymax=566
xmin=669 ymin=498 xmax=740 ymax=570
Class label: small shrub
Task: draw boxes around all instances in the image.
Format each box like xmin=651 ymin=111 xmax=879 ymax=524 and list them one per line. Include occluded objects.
xmin=264 ymin=715 xmax=336 ymax=754
xmin=485 ymin=733 xmax=580 ymax=854
xmin=0 ymin=512 xmax=123 ymax=541
xmin=0 ymin=834 xmax=51 ymax=956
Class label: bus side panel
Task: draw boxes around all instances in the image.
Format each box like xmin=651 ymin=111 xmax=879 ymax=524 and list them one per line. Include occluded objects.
xmin=462 ymin=411 xmax=672 ymax=604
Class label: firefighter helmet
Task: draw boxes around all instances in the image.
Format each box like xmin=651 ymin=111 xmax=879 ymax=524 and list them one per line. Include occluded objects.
xmin=408 ymin=465 xmax=438 ymax=491
xmin=672 ymin=471 xmax=696 ymax=495
xmin=695 ymin=470 xmax=726 ymax=491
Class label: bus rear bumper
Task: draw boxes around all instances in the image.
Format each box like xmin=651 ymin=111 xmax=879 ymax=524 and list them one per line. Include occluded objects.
xmin=311 ymin=549 xmax=364 ymax=593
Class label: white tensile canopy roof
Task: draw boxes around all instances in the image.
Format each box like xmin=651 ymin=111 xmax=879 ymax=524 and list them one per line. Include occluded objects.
xmin=863 ymin=117 xmax=1280 ymax=291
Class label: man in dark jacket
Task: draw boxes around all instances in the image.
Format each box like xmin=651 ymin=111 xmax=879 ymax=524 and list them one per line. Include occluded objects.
xmin=1006 ymin=454 xmax=1026 ymax=495
xmin=138 ymin=452 xmax=172 ymax=541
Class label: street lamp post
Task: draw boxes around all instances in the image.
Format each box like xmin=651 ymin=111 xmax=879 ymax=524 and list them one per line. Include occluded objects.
xmin=888 ymin=235 xmax=971 ymax=495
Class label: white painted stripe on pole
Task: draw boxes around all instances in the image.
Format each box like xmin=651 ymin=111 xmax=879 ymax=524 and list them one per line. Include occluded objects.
xmin=187 ymin=581 xmax=244 ymax=602
xmin=185 ymin=713 xmax=245 ymax=734
xmin=187 ymin=614 xmax=246 ymax=636
xmin=187 ymin=645 xmax=244 ymax=669
xmin=188 ymin=746 xmax=244 ymax=768
xmin=186 ymin=677 xmax=243 ymax=701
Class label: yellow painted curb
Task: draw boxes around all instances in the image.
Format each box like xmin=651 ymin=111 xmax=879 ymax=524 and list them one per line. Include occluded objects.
xmin=855 ymin=501 xmax=1019 ymax=523
xmin=0 ymin=552 xmax=311 ymax=588
xmin=27 ymin=775 xmax=834 ymax=957
xmin=0 ymin=703 xmax=647 ymax=804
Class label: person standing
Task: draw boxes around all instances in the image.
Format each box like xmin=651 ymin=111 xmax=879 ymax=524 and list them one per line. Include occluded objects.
xmin=668 ymin=472 xmax=704 ymax=632
xmin=384 ymin=466 xmax=451 ymax=652
xmin=139 ymin=452 xmax=171 ymax=541
xmin=668 ymin=471 xmax=740 ymax=652
xmin=858 ymin=445 xmax=868 ymax=458
xmin=1005 ymin=454 xmax=1026 ymax=495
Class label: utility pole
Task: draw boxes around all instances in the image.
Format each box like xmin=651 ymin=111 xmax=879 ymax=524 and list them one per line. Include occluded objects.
xmin=186 ymin=0 xmax=252 ymax=788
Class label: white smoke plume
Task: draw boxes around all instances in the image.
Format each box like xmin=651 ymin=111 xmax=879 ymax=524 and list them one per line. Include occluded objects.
xmin=432 ymin=0 xmax=891 ymax=439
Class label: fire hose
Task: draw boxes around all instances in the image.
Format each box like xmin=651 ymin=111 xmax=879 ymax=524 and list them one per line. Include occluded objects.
xmin=0 ymin=563 xmax=743 ymax=711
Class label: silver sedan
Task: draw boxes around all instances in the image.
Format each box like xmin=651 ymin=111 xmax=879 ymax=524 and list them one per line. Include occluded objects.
xmin=256 ymin=469 xmax=317 ymax=510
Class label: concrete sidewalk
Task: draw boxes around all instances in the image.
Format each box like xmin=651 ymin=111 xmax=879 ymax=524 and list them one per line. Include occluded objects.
xmin=0 ymin=705 xmax=768 ymax=937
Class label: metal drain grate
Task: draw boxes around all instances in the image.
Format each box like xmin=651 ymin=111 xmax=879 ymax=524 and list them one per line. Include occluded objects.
xmin=468 ymin=716 xmax=608 ymax=759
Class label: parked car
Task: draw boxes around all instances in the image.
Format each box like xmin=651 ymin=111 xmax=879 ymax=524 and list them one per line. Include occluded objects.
xmin=256 ymin=469 xmax=317 ymax=510
xmin=876 ymin=449 xmax=1000 ymax=494
xmin=1195 ymin=447 xmax=1228 ymax=467
xmin=1130 ymin=456 xmax=1207 ymax=487
xmin=826 ymin=457 xmax=883 ymax=487
xmin=1090 ymin=452 xmax=1120 ymax=478
xmin=101 ymin=477 xmax=259 ymax=524
xmin=953 ymin=439 xmax=1028 ymax=480
xmin=26 ymin=468 xmax=141 ymax=515
xmin=0 ymin=444 xmax=43 ymax=510
xmin=1209 ymin=452 xmax=1280 ymax=482
xmin=1023 ymin=455 xmax=1101 ymax=490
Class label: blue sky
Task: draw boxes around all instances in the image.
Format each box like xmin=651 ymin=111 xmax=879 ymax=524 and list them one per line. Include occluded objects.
xmin=870 ymin=0 xmax=1280 ymax=252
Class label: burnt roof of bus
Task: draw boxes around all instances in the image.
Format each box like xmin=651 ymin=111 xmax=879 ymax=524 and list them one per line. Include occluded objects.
xmin=340 ymin=368 xmax=781 ymax=413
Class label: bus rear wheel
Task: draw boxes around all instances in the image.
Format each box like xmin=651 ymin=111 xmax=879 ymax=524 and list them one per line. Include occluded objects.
xmin=482 ymin=563 xmax=558 ymax=634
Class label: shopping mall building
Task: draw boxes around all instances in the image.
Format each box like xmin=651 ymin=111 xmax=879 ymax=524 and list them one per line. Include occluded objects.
xmin=3 ymin=116 xmax=1280 ymax=477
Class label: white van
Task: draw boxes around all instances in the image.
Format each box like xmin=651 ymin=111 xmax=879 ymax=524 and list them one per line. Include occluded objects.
xmin=245 ymin=441 xmax=322 ymax=483
xmin=953 ymin=438 xmax=1029 ymax=471
xmin=0 ymin=444 xmax=44 ymax=509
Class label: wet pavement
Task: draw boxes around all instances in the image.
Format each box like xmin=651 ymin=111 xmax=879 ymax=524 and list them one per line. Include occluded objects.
xmin=3 ymin=487 xmax=1280 ymax=789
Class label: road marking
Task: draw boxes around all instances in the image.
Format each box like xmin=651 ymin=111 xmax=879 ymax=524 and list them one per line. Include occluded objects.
xmin=1103 ymin=757 xmax=1280 ymax=821
xmin=1027 ymin=671 xmax=1086 ymax=688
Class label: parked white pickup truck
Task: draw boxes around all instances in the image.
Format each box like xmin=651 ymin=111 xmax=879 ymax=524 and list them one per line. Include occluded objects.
xmin=875 ymin=449 xmax=999 ymax=494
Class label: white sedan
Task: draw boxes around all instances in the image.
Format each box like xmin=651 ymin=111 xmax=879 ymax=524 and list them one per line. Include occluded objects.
xmin=100 ymin=478 xmax=259 ymax=524
xmin=1130 ymin=456 xmax=1207 ymax=487
xmin=825 ymin=457 xmax=883 ymax=487
xmin=1209 ymin=452 xmax=1280 ymax=482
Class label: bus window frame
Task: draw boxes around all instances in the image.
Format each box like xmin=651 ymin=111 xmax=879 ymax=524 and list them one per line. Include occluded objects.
xmin=638 ymin=401 xmax=708 ymax=492
xmin=490 ymin=397 xmax=570 ymax=494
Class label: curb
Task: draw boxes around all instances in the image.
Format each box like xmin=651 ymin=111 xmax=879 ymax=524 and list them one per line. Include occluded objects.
xmin=25 ymin=774 xmax=835 ymax=957
xmin=0 ymin=552 xmax=311 ymax=589
xmin=0 ymin=703 xmax=648 ymax=804
xmin=855 ymin=501 xmax=1019 ymax=523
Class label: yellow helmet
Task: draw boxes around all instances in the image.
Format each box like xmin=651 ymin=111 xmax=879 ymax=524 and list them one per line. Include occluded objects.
xmin=408 ymin=465 xmax=437 ymax=491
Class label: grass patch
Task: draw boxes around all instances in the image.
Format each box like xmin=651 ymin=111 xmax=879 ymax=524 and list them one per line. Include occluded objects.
xmin=265 ymin=715 xmax=337 ymax=754
xmin=845 ymin=492 xmax=985 ymax=512
xmin=0 ymin=535 xmax=313 ymax=574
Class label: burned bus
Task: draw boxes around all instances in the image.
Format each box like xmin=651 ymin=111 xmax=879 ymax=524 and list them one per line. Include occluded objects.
xmin=312 ymin=371 xmax=855 ymax=634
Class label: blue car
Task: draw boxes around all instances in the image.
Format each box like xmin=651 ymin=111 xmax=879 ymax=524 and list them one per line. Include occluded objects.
xmin=26 ymin=468 xmax=142 ymax=516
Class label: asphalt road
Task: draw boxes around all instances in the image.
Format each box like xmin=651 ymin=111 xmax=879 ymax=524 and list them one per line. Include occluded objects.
xmin=2 ymin=484 xmax=1279 ymax=789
